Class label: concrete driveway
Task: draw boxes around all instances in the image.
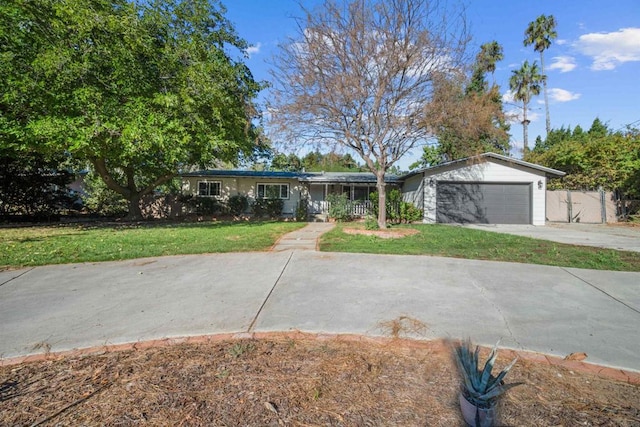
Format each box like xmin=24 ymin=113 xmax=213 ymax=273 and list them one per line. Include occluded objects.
xmin=1 ymin=251 xmax=639 ymax=372
xmin=464 ymin=223 xmax=640 ymax=253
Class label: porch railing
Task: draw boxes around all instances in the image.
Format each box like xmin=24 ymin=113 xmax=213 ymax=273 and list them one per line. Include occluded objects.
xmin=308 ymin=200 xmax=373 ymax=216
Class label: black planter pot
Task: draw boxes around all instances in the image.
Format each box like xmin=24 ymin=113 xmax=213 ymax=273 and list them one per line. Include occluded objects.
xmin=459 ymin=393 xmax=497 ymax=427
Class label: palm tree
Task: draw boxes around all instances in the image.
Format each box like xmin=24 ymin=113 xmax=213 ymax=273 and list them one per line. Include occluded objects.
xmin=509 ymin=60 xmax=543 ymax=151
xmin=524 ymin=14 xmax=557 ymax=136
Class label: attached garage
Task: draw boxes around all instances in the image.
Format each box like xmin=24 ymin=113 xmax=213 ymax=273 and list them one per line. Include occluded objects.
xmin=401 ymin=153 xmax=565 ymax=226
xmin=436 ymin=182 xmax=531 ymax=224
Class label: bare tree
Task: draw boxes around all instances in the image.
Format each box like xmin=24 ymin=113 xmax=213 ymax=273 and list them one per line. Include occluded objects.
xmin=270 ymin=0 xmax=469 ymax=228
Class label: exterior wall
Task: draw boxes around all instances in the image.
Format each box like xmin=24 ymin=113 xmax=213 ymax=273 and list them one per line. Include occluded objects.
xmin=422 ymin=160 xmax=548 ymax=225
xmin=181 ymin=176 xmax=306 ymax=216
xmin=401 ymin=173 xmax=425 ymax=210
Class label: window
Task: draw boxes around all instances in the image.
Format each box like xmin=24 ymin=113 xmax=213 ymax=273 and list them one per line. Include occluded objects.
xmin=257 ymin=183 xmax=289 ymax=199
xmin=342 ymin=185 xmax=375 ymax=201
xmin=198 ymin=181 xmax=221 ymax=197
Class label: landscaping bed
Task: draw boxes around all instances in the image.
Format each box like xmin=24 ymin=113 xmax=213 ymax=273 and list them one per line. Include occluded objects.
xmin=1 ymin=337 xmax=638 ymax=426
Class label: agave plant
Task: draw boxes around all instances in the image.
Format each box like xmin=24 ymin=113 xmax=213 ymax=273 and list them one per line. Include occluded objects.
xmin=453 ymin=338 xmax=522 ymax=409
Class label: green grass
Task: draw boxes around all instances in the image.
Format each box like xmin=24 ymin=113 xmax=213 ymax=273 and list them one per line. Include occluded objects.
xmin=0 ymin=221 xmax=305 ymax=269
xmin=319 ymin=223 xmax=640 ymax=272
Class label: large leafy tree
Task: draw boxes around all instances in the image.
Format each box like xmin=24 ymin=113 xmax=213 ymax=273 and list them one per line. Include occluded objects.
xmin=270 ymin=0 xmax=469 ymax=228
xmin=526 ymin=119 xmax=640 ymax=198
xmin=509 ymin=60 xmax=543 ymax=151
xmin=524 ymin=14 xmax=557 ymax=136
xmin=0 ymin=0 xmax=262 ymax=219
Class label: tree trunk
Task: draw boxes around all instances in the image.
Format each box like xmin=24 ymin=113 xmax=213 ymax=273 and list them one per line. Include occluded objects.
xmin=540 ymin=52 xmax=551 ymax=136
xmin=522 ymin=102 xmax=529 ymax=152
xmin=90 ymin=157 xmax=175 ymax=220
xmin=127 ymin=193 xmax=143 ymax=220
xmin=376 ymin=172 xmax=386 ymax=229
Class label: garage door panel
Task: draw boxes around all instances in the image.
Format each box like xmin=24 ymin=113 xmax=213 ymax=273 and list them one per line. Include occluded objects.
xmin=436 ymin=183 xmax=531 ymax=224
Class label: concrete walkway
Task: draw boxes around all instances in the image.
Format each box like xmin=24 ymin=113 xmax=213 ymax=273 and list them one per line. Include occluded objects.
xmin=271 ymin=222 xmax=335 ymax=251
xmin=1 ymin=248 xmax=639 ymax=372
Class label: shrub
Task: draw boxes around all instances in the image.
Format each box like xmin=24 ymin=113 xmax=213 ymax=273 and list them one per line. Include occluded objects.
xmin=327 ymin=193 xmax=352 ymax=221
xmin=195 ymin=197 xmax=224 ymax=215
xmin=369 ymin=189 xmax=407 ymax=223
xmin=0 ymin=149 xmax=77 ymax=221
xmin=228 ymin=194 xmax=249 ymax=216
xmin=179 ymin=194 xmax=224 ymax=215
xmin=400 ymin=202 xmax=423 ymax=222
xmin=364 ymin=215 xmax=379 ymax=230
xmin=252 ymin=198 xmax=284 ymax=218
xmin=296 ymin=198 xmax=309 ymax=222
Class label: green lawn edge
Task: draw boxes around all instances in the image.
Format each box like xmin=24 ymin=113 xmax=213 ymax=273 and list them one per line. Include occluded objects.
xmin=318 ymin=223 xmax=640 ymax=272
xmin=0 ymin=221 xmax=305 ymax=269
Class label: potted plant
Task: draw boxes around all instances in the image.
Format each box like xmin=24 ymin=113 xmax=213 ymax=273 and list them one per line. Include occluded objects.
xmin=452 ymin=339 xmax=522 ymax=427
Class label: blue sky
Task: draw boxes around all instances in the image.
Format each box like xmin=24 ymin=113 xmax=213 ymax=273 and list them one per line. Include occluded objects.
xmin=223 ymin=0 xmax=640 ymax=170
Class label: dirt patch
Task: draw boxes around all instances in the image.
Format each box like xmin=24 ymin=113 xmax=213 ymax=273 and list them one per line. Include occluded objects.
xmin=1 ymin=338 xmax=638 ymax=426
xmin=609 ymin=222 xmax=640 ymax=228
xmin=343 ymin=226 xmax=420 ymax=239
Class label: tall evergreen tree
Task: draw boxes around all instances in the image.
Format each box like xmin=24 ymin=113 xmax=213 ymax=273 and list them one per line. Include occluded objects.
xmin=524 ymin=14 xmax=557 ymax=136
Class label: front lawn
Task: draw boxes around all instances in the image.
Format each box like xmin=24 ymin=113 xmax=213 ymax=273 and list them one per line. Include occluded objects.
xmin=319 ymin=223 xmax=640 ymax=271
xmin=0 ymin=221 xmax=305 ymax=269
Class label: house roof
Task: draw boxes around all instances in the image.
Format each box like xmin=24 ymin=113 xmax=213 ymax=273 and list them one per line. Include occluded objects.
xmin=181 ymin=153 xmax=564 ymax=183
xmin=181 ymin=169 xmax=400 ymax=184
xmin=181 ymin=170 xmax=304 ymax=179
xmin=300 ymin=171 xmax=400 ymax=184
xmin=401 ymin=152 xmax=566 ymax=179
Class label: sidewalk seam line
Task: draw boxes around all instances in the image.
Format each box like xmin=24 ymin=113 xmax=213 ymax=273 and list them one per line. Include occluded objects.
xmin=247 ymin=251 xmax=294 ymax=332
xmin=561 ymin=267 xmax=640 ymax=316
xmin=0 ymin=267 xmax=35 ymax=288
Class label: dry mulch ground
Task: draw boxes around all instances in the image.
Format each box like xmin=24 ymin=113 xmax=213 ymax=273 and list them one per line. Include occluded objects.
xmin=1 ymin=337 xmax=639 ymax=426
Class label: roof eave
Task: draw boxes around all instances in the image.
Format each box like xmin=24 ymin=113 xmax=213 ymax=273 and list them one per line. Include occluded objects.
xmin=400 ymin=152 xmax=566 ymax=179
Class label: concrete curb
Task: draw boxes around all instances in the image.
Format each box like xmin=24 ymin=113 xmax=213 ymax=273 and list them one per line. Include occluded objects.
xmin=2 ymin=332 xmax=638 ymax=385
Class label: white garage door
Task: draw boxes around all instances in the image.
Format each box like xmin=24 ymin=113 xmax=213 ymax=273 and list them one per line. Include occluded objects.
xmin=436 ymin=182 xmax=532 ymax=224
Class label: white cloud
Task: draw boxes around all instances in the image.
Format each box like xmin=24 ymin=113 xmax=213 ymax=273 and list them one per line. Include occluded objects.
xmin=575 ymin=27 xmax=640 ymax=70
xmin=502 ymin=90 xmax=541 ymax=124
xmin=547 ymin=88 xmax=581 ymax=103
xmin=246 ymin=42 xmax=262 ymax=57
xmin=502 ymin=90 xmax=515 ymax=104
xmin=556 ymin=39 xmax=568 ymax=46
xmin=548 ymin=56 xmax=577 ymax=73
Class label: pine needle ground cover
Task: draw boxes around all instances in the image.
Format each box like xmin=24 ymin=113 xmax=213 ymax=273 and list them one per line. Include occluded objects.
xmin=1 ymin=338 xmax=638 ymax=426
